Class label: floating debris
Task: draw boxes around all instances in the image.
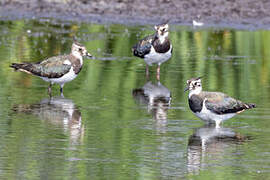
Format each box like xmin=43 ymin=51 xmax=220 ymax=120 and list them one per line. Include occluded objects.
xmin=192 ymin=20 xmax=204 ymax=27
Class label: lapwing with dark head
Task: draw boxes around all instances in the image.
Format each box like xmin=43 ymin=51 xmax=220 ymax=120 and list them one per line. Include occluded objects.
xmin=184 ymin=77 xmax=256 ymax=128
xmin=132 ymin=23 xmax=172 ymax=80
xmin=11 ymin=42 xmax=92 ymax=96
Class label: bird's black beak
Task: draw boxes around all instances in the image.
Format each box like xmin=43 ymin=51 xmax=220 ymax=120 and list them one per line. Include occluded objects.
xmin=86 ymin=52 xmax=92 ymax=58
xmin=184 ymin=86 xmax=189 ymax=92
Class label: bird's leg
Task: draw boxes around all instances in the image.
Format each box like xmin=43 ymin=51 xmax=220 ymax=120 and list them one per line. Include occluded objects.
xmin=48 ymin=83 xmax=52 ymax=96
xmin=156 ymin=64 xmax=160 ymax=81
xmin=60 ymin=84 xmax=64 ymax=97
xmin=145 ymin=64 xmax=149 ymax=79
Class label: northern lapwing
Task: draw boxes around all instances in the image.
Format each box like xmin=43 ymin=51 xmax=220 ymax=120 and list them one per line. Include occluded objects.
xmin=11 ymin=42 xmax=92 ymax=95
xmin=184 ymin=77 xmax=256 ymax=128
xmin=132 ymin=23 xmax=173 ymax=80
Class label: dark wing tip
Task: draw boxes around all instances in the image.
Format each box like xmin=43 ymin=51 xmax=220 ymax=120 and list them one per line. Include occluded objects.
xmin=10 ymin=63 xmax=20 ymax=70
xmin=132 ymin=88 xmax=144 ymax=96
xmin=243 ymin=103 xmax=256 ymax=110
xmin=248 ymin=103 xmax=256 ymax=108
xmin=131 ymin=44 xmax=137 ymax=51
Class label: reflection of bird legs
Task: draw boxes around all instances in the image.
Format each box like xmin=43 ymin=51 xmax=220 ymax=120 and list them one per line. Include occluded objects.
xmin=60 ymin=84 xmax=64 ymax=94
xmin=201 ymin=138 xmax=207 ymax=152
xmin=156 ymin=65 xmax=160 ymax=81
xmin=48 ymin=83 xmax=52 ymax=97
xmin=146 ymin=64 xmax=149 ymax=80
xmin=216 ymin=120 xmax=221 ymax=129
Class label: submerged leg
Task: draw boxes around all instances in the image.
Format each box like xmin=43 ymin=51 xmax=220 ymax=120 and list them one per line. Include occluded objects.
xmin=48 ymin=83 xmax=52 ymax=96
xmin=156 ymin=64 xmax=160 ymax=81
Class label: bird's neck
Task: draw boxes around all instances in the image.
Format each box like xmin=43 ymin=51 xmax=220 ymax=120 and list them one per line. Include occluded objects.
xmin=71 ymin=51 xmax=83 ymax=65
xmin=189 ymin=88 xmax=202 ymax=98
xmin=157 ymin=32 xmax=169 ymax=44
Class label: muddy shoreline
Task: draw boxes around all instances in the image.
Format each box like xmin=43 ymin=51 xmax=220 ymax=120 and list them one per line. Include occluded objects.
xmin=1 ymin=0 xmax=270 ymax=29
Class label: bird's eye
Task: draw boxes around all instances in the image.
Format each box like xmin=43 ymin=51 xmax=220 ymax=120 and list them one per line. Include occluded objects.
xmin=194 ymin=82 xmax=198 ymax=86
xmin=79 ymin=48 xmax=82 ymax=51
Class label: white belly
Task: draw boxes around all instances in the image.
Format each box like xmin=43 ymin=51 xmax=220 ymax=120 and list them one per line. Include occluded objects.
xmin=144 ymin=45 xmax=172 ymax=66
xmin=194 ymin=100 xmax=236 ymax=123
xmin=194 ymin=111 xmax=236 ymax=123
xmin=41 ymin=67 xmax=77 ymax=85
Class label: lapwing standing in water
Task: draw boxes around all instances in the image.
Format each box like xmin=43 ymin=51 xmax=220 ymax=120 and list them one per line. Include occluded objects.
xmin=184 ymin=77 xmax=256 ymax=128
xmin=132 ymin=23 xmax=172 ymax=80
xmin=11 ymin=42 xmax=92 ymax=96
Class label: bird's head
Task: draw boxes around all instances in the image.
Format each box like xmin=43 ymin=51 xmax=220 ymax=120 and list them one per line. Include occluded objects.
xmin=155 ymin=23 xmax=169 ymax=38
xmin=184 ymin=77 xmax=202 ymax=94
xmin=71 ymin=42 xmax=92 ymax=59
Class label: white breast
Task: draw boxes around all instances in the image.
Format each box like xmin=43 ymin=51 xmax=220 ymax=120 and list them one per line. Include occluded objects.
xmin=144 ymin=44 xmax=172 ymax=66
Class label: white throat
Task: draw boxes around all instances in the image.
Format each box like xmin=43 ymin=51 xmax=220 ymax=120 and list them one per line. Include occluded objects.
xmin=72 ymin=51 xmax=83 ymax=65
xmin=188 ymin=87 xmax=202 ymax=98
xmin=158 ymin=32 xmax=168 ymax=44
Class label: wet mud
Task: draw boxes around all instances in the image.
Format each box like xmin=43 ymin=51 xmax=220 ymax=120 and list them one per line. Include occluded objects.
xmin=1 ymin=0 xmax=270 ymax=29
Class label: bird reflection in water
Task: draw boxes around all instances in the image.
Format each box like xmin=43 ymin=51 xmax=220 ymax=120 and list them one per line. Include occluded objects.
xmin=133 ymin=81 xmax=171 ymax=131
xmin=187 ymin=124 xmax=248 ymax=174
xmin=13 ymin=96 xmax=84 ymax=145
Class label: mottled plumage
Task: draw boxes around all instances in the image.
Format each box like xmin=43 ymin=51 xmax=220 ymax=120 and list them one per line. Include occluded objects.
xmin=185 ymin=77 xmax=256 ymax=127
xmin=189 ymin=91 xmax=255 ymax=115
xmin=10 ymin=42 xmax=92 ymax=95
xmin=11 ymin=55 xmax=72 ymax=78
xmin=132 ymin=34 xmax=155 ymax=58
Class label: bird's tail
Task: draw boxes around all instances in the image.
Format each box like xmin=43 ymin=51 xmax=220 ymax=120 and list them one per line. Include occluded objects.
xmin=10 ymin=63 xmax=34 ymax=75
xmin=132 ymin=88 xmax=145 ymax=97
xmin=244 ymin=103 xmax=256 ymax=109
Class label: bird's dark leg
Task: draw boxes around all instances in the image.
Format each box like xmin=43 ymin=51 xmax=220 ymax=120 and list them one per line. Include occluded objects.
xmin=48 ymin=83 xmax=52 ymax=96
xmin=146 ymin=64 xmax=149 ymax=79
xmin=60 ymin=84 xmax=64 ymax=97
xmin=156 ymin=65 xmax=160 ymax=81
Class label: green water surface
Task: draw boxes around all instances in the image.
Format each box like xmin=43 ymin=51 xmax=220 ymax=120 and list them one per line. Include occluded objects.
xmin=0 ymin=19 xmax=269 ymax=179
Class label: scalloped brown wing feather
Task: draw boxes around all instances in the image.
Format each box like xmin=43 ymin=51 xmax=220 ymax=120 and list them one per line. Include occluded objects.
xmin=202 ymin=92 xmax=255 ymax=115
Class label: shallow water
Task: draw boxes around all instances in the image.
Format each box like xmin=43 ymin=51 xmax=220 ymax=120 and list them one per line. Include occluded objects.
xmin=0 ymin=19 xmax=269 ymax=179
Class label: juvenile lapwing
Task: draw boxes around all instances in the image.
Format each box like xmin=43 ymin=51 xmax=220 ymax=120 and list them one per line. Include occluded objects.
xmin=132 ymin=23 xmax=172 ymax=80
xmin=11 ymin=42 xmax=92 ymax=95
xmin=185 ymin=77 xmax=256 ymax=127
